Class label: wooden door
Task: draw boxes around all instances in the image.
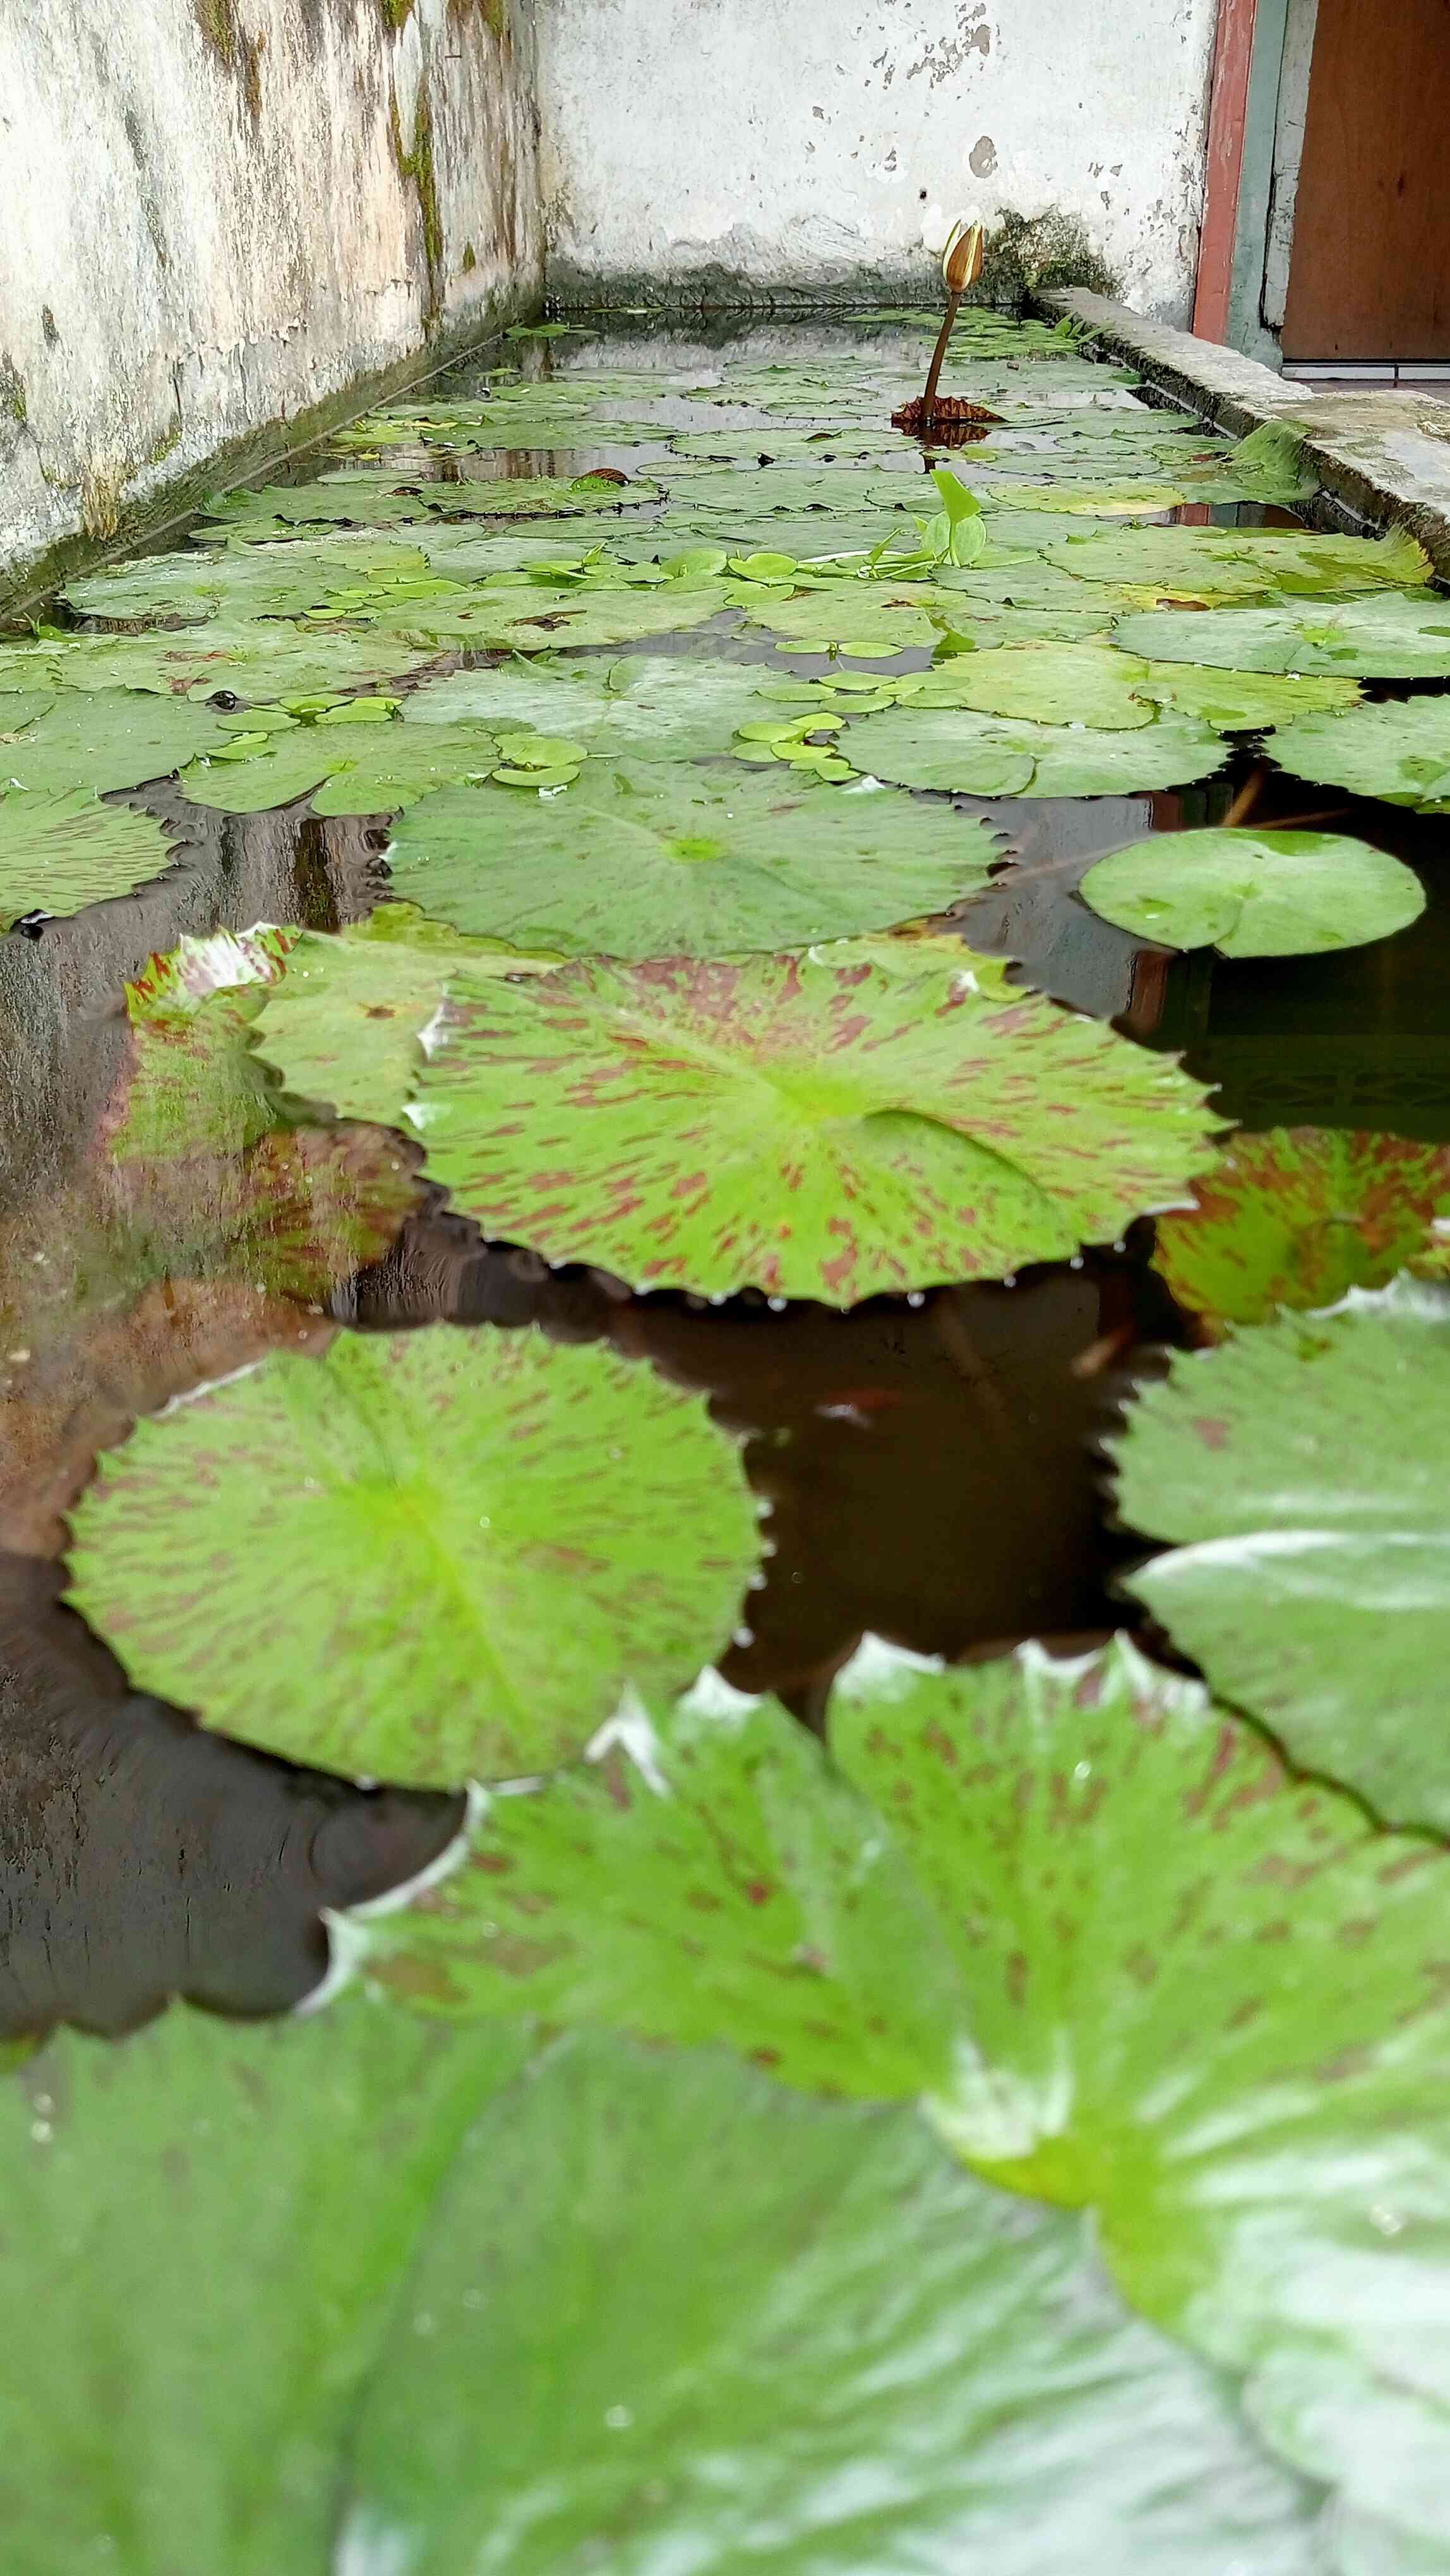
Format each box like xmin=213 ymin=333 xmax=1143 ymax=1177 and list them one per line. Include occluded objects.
xmin=1282 ymin=0 xmax=1450 ymax=362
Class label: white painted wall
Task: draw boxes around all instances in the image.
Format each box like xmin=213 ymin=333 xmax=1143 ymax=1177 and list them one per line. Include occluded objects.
xmin=537 ymin=0 xmax=1219 ymax=321
xmin=0 ymin=0 xmax=543 ymax=584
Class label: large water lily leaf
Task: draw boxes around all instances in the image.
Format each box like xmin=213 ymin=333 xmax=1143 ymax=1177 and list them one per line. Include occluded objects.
xmin=827 ymin=1635 xmax=1450 ymax=2551
xmin=0 ymin=688 xmax=234 ymax=792
xmin=342 ymin=2034 xmax=1324 ymax=2576
xmin=1047 ymin=522 xmax=1431 ymax=600
xmin=1111 ymin=595 xmax=1450 ymax=676
xmin=1151 ymin=1126 xmax=1450 ymax=1334
xmin=371 ymin=1676 xmax=954 ymax=2094
xmin=202 ymin=473 xmax=659 ymax=539
xmin=66 ymin=1327 xmax=758 ymax=1786
xmin=0 ymin=790 xmax=178 ymax=926
xmin=970 ymin=479 xmax=1190 ymax=515
xmin=0 ymin=622 xmax=426 ymax=703
xmin=109 ymin=927 xmax=297 ymax=1162
xmin=743 ymin=585 xmax=974 ymax=656
xmin=903 ymin=639 xmax=1158 ymax=729
xmin=0 ymin=2000 xmax=530 ymax=2575
xmin=412 ymin=945 xmax=1220 ymax=1301
xmin=179 ymin=715 xmax=504 ymax=818
xmin=376 ymin=578 xmax=737 ymax=654
xmin=404 ymin=654 xmax=776 ymax=761
xmin=841 ymin=705 xmax=1226 ymax=796
xmin=1080 ymin=827 xmax=1425 ymax=957
xmin=660 ymin=467 xmax=922 ymax=520
xmin=1269 ymin=698 xmax=1450 ymax=811
xmin=1130 ymin=661 xmax=1362 ymax=732
xmin=252 ymin=903 xmax=558 ymax=1127
xmin=1114 ymin=1279 xmax=1450 ymax=1831
xmin=383 ymin=765 xmax=1004 ymax=960
xmin=61 ymin=536 xmax=436 ymax=626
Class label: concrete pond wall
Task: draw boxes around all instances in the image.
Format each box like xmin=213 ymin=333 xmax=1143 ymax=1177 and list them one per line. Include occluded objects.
xmin=534 ymin=0 xmax=1221 ymax=321
xmin=0 ymin=0 xmax=543 ymax=592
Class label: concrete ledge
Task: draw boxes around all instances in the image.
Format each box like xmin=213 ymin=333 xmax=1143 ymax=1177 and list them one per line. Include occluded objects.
xmin=1038 ymin=289 xmax=1450 ymax=577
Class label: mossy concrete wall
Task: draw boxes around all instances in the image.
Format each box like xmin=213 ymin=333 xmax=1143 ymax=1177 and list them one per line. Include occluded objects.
xmin=536 ymin=0 xmax=1219 ymax=319
xmin=0 ymin=0 xmax=542 ymax=587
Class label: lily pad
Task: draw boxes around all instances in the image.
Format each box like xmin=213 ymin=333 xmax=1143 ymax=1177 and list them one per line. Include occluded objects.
xmin=1151 ymin=1126 xmax=1450 ymax=1334
xmin=970 ymin=480 xmax=1190 ymax=516
xmin=0 ymin=2001 xmax=532 ymax=2576
xmin=0 ymin=790 xmax=178 ymax=926
xmin=66 ymin=1327 xmax=758 ymax=1787
xmin=0 ymin=688 xmax=234 ymax=792
xmin=1079 ymin=826 xmax=1425 ymax=957
xmin=904 ymin=640 xmax=1158 ymax=730
xmin=404 ymin=654 xmax=776 ymax=761
xmin=0 ymin=622 xmax=428 ymax=705
xmin=1112 ymin=595 xmax=1450 ymax=677
xmin=384 ymin=764 xmax=1004 ymax=959
xmin=1130 ymin=662 xmax=1362 ymax=732
xmin=178 ymin=715 xmax=505 ymax=818
xmin=1048 ymin=522 xmax=1432 ymax=600
xmin=376 ymin=578 xmax=738 ymax=654
xmin=841 ymin=705 xmax=1227 ymax=797
xmin=743 ymin=585 xmax=969 ymax=657
xmin=202 ymin=473 xmax=659 ymax=539
xmin=109 ymin=926 xmax=297 ymax=1162
xmin=412 ymin=945 xmax=1219 ymax=1301
xmin=1115 ymin=1280 xmax=1450 ymax=1830
xmin=826 ymin=1635 xmax=1450 ymax=2551
xmin=343 ymin=2034 xmax=1325 ymax=2576
xmin=61 ymin=537 xmax=436 ymax=626
xmin=252 ymin=903 xmax=558 ymax=1127
xmin=1269 ymin=697 xmax=1450 ymax=811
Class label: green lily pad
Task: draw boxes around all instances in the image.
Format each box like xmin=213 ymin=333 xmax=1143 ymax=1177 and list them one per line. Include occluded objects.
xmin=841 ymin=705 xmax=1227 ymax=796
xmin=0 ymin=790 xmax=178 ymax=927
xmin=1130 ymin=662 xmax=1362 ymax=732
xmin=404 ymin=655 xmax=777 ymax=761
xmin=66 ymin=1327 xmax=758 ymax=1787
xmin=383 ymin=763 xmax=1004 ymax=959
xmin=1115 ymin=1277 xmax=1450 ymax=1833
xmin=0 ymin=688 xmax=235 ymax=792
xmin=179 ymin=715 xmax=505 ymax=818
xmin=1269 ymin=696 xmax=1450 ymax=811
xmin=202 ymin=473 xmax=660 ymax=539
xmin=61 ymin=537 xmax=436 ymax=626
xmin=109 ymin=926 xmax=298 ymax=1162
xmin=252 ymin=903 xmax=558 ymax=1127
xmin=1112 ymin=595 xmax=1450 ymax=677
xmin=343 ymin=2034 xmax=1324 ymax=2576
xmin=412 ymin=945 xmax=1219 ymax=1302
xmin=904 ymin=640 xmax=1158 ymax=730
xmin=1151 ymin=1126 xmax=1450 ymax=1334
xmin=375 ymin=578 xmax=738 ymax=654
xmin=971 ymin=480 xmax=1191 ymax=515
xmin=1048 ymin=522 xmax=1432 ymax=600
xmin=1080 ymin=826 xmax=1425 ymax=957
xmin=825 ymin=1635 xmax=1450 ymax=2551
xmin=0 ymin=622 xmax=427 ymax=704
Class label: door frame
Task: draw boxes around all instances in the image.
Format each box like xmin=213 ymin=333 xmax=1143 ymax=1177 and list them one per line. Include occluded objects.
xmin=1193 ymin=0 xmax=1321 ymax=364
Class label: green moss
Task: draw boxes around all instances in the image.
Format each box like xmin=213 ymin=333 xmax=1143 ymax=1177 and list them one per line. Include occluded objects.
xmin=390 ymin=83 xmax=445 ymax=331
xmin=448 ymin=0 xmax=508 ymax=32
xmin=462 ymin=241 xmax=477 ymax=274
xmin=377 ymin=0 xmax=416 ymax=27
xmin=973 ymin=210 xmax=1120 ymax=310
xmin=193 ymin=0 xmax=264 ymax=118
xmin=0 ymin=356 xmax=27 ymax=429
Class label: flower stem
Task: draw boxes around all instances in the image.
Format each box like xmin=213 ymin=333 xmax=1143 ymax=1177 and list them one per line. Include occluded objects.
xmin=921 ymin=292 xmax=962 ymax=421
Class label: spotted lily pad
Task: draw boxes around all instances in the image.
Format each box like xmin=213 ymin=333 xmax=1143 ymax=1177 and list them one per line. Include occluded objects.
xmin=343 ymin=2034 xmax=1325 ymax=2576
xmin=1115 ymin=1278 xmax=1450 ymax=1834
xmin=66 ymin=1327 xmax=758 ymax=1787
xmin=109 ymin=927 xmax=297 ymax=1162
xmin=1080 ymin=827 xmax=1424 ymax=957
xmin=384 ymin=765 xmax=1004 ymax=959
xmin=1151 ymin=1127 xmax=1450 ymax=1334
xmin=1112 ymin=595 xmax=1450 ymax=677
xmin=412 ymin=945 xmax=1219 ymax=1301
xmin=840 ymin=705 xmax=1226 ymax=797
xmin=1268 ymin=697 xmax=1450 ymax=811
xmin=0 ymin=790 xmax=178 ymax=927
xmin=252 ymin=904 xmax=558 ymax=1128
xmin=404 ymin=655 xmax=777 ymax=761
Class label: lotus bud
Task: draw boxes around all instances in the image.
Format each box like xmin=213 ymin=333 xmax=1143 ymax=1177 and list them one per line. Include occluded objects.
xmin=941 ymin=218 xmax=985 ymax=295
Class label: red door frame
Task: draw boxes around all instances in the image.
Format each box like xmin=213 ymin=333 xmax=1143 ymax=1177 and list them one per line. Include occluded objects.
xmin=1192 ymin=0 xmax=1260 ymax=340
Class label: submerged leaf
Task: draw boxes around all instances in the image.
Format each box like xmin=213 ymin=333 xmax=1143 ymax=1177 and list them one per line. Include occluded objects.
xmin=252 ymin=903 xmax=558 ymax=1128
xmin=0 ymin=790 xmax=178 ymax=927
xmin=66 ymin=1328 xmax=758 ymax=1787
xmin=1079 ymin=826 xmax=1424 ymax=957
xmin=1151 ymin=1126 xmax=1450 ymax=1333
xmin=1114 ymin=1279 xmax=1450 ymax=1830
xmin=343 ymin=2034 xmax=1324 ymax=2576
xmin=383 ymin=764 xmax=1004 ymax=960
xmin=412 ymin=945 xmax=1220 ymax=1302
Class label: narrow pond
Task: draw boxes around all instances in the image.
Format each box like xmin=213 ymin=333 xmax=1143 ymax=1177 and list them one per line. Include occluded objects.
xmin=2 ymin=312 xmax=1449 ymax=2571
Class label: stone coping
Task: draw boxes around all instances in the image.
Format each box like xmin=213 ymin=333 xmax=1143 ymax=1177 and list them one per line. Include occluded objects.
xmin=1037 ymin=289 xmax=1450 ymax=577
